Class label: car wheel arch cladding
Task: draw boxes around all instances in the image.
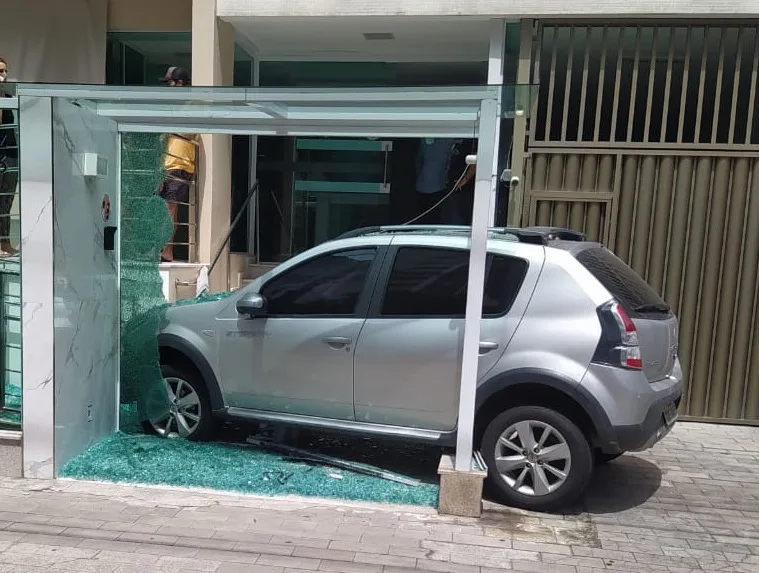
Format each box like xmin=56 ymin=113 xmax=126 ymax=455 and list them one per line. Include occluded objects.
xmin=153 ymin=340 xmax=616 ymax=451
xmin=475 ymin=369 xmax=617 ymax=450
xmin=157 ymin=333 xmax=224 ymax=411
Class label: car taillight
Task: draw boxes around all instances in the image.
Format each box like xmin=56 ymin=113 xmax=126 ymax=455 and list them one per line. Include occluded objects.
xmin=593 ymin=301 xmax=643 ymax=371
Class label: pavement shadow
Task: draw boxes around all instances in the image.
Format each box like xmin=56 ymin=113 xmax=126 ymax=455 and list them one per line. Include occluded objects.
xmin=482 ymin=454 xmax=662 ymax=516
xmin=568 ymin=454 xmax=663 ymax=515
xmin=215 ymin=424 xmax=662 ymax=515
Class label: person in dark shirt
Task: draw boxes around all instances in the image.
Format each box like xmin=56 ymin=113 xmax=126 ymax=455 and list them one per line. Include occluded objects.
xmin=0 ymin=57 xmax=18 ymax=257
xmin=444 ymin=139 xmax=476 ymax=225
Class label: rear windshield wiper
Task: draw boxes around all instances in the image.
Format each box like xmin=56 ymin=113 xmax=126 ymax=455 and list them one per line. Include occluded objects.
xmin=633 ymin=303 xmax=670 ymax=313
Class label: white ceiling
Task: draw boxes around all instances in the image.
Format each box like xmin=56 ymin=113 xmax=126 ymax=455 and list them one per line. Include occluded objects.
xmin=226 ymin=17 xmax=493 ymax=62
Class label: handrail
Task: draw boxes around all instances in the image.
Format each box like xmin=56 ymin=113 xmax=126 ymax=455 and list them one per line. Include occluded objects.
xmin=208 ymin=180 xmax=259 ymax=277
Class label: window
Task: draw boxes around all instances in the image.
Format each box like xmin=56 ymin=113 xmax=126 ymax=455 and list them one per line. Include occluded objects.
xmin=381 ymin=248 xmax=528 ymax=317
xmin=261 ymin=248 xmax=376 ymax=316
xmin=575 ymin=247 xmax=669 ymax=316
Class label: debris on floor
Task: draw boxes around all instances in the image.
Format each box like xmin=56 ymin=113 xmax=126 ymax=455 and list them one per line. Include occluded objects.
xmin=244 ymin=436 xmax=422 ymax=486
xmin=59 ymin=403 xmax=440 ymax=507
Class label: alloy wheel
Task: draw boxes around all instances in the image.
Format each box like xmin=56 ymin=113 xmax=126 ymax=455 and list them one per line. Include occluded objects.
xmin=494 ymin=420 xmax=572 ymax=496
xmin=151 ymin=377 xmax=202 ymax=439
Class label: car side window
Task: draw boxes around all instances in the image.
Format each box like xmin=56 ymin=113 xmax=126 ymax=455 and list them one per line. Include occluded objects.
xmin=380 ymin=247 xmax=528 ymax=318
xmin=261 ymin=248 xmax=377 ymax=316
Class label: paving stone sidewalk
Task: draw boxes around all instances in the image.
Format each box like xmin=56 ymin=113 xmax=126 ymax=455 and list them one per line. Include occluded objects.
xmin=0 ymin=422 xmax=758 ymax=573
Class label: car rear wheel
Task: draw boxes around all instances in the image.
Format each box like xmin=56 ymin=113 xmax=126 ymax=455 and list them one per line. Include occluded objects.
xmin=481 ymin=406 xmax=593 ymax=512
xmin=141 ymin=364 xmax=215 ymax=441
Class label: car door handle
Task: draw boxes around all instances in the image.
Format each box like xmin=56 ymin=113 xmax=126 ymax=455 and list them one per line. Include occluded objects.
xmin=322 ymin=336 xmax=352 ymax=349
xmin=479 ymin=341 xmax=499 ymax=354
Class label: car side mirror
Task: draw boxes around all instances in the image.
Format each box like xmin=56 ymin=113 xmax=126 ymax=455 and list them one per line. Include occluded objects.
xmin=236 ymin=293 xmax=267 ymax=318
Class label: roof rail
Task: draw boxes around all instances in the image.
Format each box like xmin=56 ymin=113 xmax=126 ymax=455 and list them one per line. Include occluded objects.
xmin=334 ymin=225 xmax=468 ymax=240
xmin=520 ymin=226 xmax=586 ymax=241
xmin=333 ymin=225 xmax=585 ymax=245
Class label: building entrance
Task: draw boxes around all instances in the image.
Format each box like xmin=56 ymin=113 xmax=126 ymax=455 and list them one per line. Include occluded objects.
xmin=13 ymin=82 xmax=530 ymax=480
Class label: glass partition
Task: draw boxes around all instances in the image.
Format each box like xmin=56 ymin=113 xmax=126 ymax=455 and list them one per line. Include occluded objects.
xmin=51 ymin=97 xmax=121 ymax=471
xmin=0 ymin=87 xmax=20 ymax=430
xmin=11 ymin=83 xmax=534 ymax=472
xmin=15 ymin=84 xmax=536 ymax=132
xmin=21 ymin=83 xmax=534 ymax=262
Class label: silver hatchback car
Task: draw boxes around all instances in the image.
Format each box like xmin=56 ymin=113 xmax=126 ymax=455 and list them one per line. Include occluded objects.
xmin=154 ymin=225 xmax=683 ymax=511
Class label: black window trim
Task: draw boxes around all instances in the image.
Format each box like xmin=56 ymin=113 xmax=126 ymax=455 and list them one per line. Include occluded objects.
xmin=574 ymin=245 xmax=671 ymax=319
xmin=367 ymin=245 xmax=529 ymax=320
xmin=258 ymin=245 xmax=388 ymax=319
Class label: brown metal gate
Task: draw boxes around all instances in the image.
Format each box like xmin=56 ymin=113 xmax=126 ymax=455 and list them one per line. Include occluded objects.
xmin=524 ymin=23 xmax=759 ymax=422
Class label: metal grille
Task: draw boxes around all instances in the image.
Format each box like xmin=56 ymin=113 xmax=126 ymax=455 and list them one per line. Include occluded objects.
xmin=532 ymin=24 xmax=759 ymax=147
xmin=0 ymin=262 xmax=21 ymax=430
xmin=121 ymin=136 xmax=198 ymax=263
xmin=0 ymin=104 xmax=20 ymax=430
xmin=525 ymin=22 xmax=759 ymax=423
xmin=163 ymin=170 xmax=198 ymax=263
xmin=525 ymin=152 xmax=617 ymax=244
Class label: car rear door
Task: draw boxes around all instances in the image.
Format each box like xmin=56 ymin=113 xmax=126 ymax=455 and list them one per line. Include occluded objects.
xmin=352 ymin=237 xmax=539 ymax=432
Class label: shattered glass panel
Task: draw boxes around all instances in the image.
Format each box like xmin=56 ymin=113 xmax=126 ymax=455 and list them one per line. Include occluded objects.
xmin=119 ymin=132 xmax=173 ymax=424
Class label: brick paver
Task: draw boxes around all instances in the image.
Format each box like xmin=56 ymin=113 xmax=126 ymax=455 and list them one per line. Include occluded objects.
xmin=0 ymin=422 xmax=758 ymax=572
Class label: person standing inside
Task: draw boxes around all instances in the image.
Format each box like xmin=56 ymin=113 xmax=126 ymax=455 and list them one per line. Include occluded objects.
xmin=445 ymin=138 xmax=477 ymax=225
xmin=0 ymin=57 xmax=18 ymax=257
xmin=155 ymin=66 xmax=199 ymax=262
xmin=414 ymin=138 xmax=459 ymax=224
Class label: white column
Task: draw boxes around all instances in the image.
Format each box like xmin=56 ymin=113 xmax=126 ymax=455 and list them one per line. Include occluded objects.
xmin=19 ymin=96 xmax=55 ymax=478
xmin=507 ymin=19 xmax=535 ymax=228
xmin=486 ymin=19 xmax=506 ymax=227
xmin=455 ymin=97 xmax=499 ymax=472
xmin=192 ymin=0 xmax=235 ymax=292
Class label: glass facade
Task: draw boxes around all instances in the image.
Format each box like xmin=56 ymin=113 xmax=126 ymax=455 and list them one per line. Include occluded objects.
xmin=106 ymin=32 xmax=257 ymax=259
xmin=106 ymin=32 xmax=193 ymax=87
xmin=0 ymin=88 xmax=20 ymax=430
xmin=21 ymin=81 xmax=533 ymax=272
xmin=9 ymin=81 xmax=535 ymax=447
xmin=102 ymin=30 xmax=530 ymax=262
xmin=103 ymin=35 xmax=531 ymax=262
xmin=254 ymin=61 xmax=489 ymax=261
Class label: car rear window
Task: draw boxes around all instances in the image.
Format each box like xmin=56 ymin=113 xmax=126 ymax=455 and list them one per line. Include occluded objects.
xmin=381 ymin=247 xmax=528 ymax=317
xmin=575 ymin=247 xmax=670 ymax=315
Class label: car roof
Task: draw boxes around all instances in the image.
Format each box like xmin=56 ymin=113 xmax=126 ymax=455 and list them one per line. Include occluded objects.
xmin=333 ymin=225 xmax=593 ymax=249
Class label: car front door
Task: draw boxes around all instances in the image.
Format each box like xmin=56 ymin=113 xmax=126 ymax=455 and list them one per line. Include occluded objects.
xmin=218 ymin=246 xmax=383 ymax=421
xmin=353 ymin=243 xmax=535 ymax=431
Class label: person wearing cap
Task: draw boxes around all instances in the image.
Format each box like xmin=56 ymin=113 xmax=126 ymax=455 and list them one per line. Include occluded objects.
xmin=156 ymin=66 xmax=199 ymax=262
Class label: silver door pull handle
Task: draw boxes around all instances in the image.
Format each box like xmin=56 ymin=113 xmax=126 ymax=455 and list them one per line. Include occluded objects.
xmin=322 ymin=336 xmax=352 ymax=347
xmin=479 ymin=341 xmax=499 ymax=353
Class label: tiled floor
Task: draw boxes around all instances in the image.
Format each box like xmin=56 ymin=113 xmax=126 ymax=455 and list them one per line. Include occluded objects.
xmin=0 ymin=421 xmax=757 ymax=572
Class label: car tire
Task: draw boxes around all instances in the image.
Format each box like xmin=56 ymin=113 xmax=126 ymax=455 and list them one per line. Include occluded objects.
xmin=481 ymin=406 xmax=593 ymax=512
xmin=595 ymin=451 xmax=624 ymax=465
xmin=140 ymin=364 xmax=215 ymax=441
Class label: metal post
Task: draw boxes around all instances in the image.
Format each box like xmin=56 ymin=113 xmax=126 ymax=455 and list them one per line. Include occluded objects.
xmin=248 ymin=59 xmax=260 ymax=261
xmin=487 ymin=19 xmax=506 ymax=227
xmin=454 ymin=97 xmax=499 ymax=472
xmin=508 ymin=19 xmax=535 ymax=227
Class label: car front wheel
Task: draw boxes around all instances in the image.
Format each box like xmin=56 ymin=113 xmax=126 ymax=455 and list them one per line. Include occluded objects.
xmin=481 ymin=406 xmax=593 ymax=512
xmin=141 ymin=364 xmax=215 ymax=441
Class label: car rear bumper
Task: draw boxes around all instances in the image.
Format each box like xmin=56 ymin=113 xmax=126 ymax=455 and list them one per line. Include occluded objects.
xmin=611 ymin=385 xmax=682 ymax=452
xmin=579 ymin=359 xmax=684 ymax=455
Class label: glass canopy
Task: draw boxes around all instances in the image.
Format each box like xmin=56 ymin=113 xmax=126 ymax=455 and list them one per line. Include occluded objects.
xmin=15 ymin=84 xmax=537 ymax=138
